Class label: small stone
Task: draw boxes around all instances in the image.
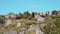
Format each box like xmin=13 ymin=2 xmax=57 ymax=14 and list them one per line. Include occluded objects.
xmin=16 ymin=23 xmax=21 ymax=27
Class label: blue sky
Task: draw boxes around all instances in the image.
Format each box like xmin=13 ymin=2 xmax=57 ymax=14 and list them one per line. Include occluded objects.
xmin=0 ymin=0 xmax=60 ymax=15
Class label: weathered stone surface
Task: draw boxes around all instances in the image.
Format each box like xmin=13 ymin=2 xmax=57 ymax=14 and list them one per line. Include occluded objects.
xmin=16 ymin=23 xmax=21 ymax=27
xmin=5 ymin=20 xmax=13 ymax=26
xmin=19 ymin=31 xmax=25 ymax=34
xmin=4 ymin=30 xmax=17 ymax=34
xmin=37 ymin=17 xmax=45 ymax=22
xmin=28 ymin=24 xmax=40 ymax=31
xmin=36 ymin=30 xmax=44 ymax=34
xmin=35 ymin=14 xmax=40 ymax=19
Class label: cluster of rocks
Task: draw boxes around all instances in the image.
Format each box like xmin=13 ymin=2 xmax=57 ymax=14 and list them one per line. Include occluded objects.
xmin=0 ymin=23 xmax=46 ymax=34
xmin=3 ymin=10 xmax=59 ymax=27
xmin=19 ymin=23 xmax=45 ymax=34
xmin=0 ymin=10 xmax=60 ymax=34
